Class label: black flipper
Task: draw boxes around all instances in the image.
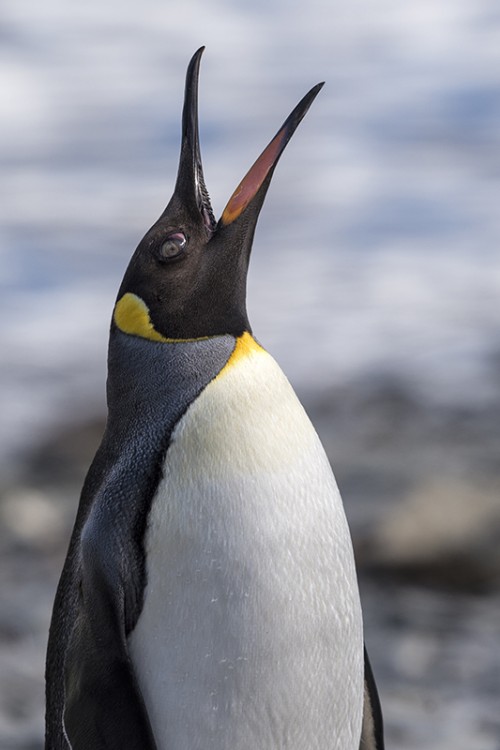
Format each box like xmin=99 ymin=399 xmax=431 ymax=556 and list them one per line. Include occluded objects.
xmin=62 ymin=516 xmax=157 ymax=750
xmin=46 ymin=438 xmax=158 ymax=750
xmin=359 ymin=646 xmax=385 ymax=750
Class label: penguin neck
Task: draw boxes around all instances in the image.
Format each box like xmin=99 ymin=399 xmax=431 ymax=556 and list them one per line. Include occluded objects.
xmin=104 ymin=329 xmax=237 ymax=444
xmin=113 ymin=290 xmax=251 ymax=343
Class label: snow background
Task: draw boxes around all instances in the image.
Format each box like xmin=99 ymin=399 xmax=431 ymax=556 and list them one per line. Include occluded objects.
xmin=1 ymin=0 xmax=499 ymax=470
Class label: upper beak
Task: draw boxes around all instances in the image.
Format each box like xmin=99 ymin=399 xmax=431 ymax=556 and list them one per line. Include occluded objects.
xmin=173 ymin=46 xmax=216 ymax=234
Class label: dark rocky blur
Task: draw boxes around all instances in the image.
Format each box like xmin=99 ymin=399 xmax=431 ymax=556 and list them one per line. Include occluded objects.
xmin=311 ymin=375 xmax=500 ymax=592
xmin=1 ymin=376 xmax=499 ymax=749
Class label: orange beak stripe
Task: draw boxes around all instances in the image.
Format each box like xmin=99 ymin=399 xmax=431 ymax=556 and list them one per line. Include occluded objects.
xmin=220 ymin=127 xmax=287 ymax=226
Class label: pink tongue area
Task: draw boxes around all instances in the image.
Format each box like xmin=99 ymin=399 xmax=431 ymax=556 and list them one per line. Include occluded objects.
xmin=220 ymin=129 xmax=285 ymax=226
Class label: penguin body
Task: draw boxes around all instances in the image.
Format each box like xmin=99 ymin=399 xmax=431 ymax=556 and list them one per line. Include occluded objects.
xmin=128 ymin=334 xmax=363 ymax=749
xmin=45 ymin=48 xmax=384 ymax=750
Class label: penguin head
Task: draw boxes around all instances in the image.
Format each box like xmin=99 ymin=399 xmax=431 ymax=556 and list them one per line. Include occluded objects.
xmin=114 ymin=47 xmax=323 ymax=342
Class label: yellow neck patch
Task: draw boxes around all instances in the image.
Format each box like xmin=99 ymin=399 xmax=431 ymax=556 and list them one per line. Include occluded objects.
xmin=114 ymin=292 xmax=209 ymax=344
xmin=113 ymin=293 xmax=264 ymax=365
xmin=216 ymin=331 xmax=265 ymax=377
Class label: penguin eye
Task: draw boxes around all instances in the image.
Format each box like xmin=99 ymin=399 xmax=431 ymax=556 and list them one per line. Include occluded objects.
xmin=159 ymin=232 xmax=187 ymax=262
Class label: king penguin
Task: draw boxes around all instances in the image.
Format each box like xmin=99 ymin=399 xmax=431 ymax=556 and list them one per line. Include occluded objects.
xmin=45 ymin=48 xmax=384 ymax=750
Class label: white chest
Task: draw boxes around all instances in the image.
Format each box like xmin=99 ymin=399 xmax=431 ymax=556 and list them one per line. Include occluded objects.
xmin=128 ymin=344 xmax=363 ymax=750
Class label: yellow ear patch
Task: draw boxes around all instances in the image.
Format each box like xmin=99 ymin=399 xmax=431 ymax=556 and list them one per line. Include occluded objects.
xmin=114 ymin=293 xmax=173 ymax=342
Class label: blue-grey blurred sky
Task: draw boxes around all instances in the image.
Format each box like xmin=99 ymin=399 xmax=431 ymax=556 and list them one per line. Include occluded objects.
xmin=1 ymin=0 xmax=499 ymax=465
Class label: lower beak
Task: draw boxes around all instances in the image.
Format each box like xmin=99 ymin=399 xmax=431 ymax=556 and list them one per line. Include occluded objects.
xmin=219 ymin=82 xmax=324 ymax=227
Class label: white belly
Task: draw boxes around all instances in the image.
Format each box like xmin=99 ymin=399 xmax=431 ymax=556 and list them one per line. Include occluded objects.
xmin=128 ymin=340 xmax=363 ymax=749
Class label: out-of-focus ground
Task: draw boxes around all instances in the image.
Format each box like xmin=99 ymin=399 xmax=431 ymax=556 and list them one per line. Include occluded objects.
xmin=1 ymin=379 xmax=499 ymax=750
xmin=1 ymin=1 xmax=500 ymax=748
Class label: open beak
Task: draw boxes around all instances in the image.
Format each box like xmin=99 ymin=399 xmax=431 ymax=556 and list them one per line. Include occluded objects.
xmin=173 ymin=47 xmax=323 ymax=237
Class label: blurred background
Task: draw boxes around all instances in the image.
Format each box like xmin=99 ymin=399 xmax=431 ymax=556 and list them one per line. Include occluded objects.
xmin=1 ymin=0 xmax=499 ymax=748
